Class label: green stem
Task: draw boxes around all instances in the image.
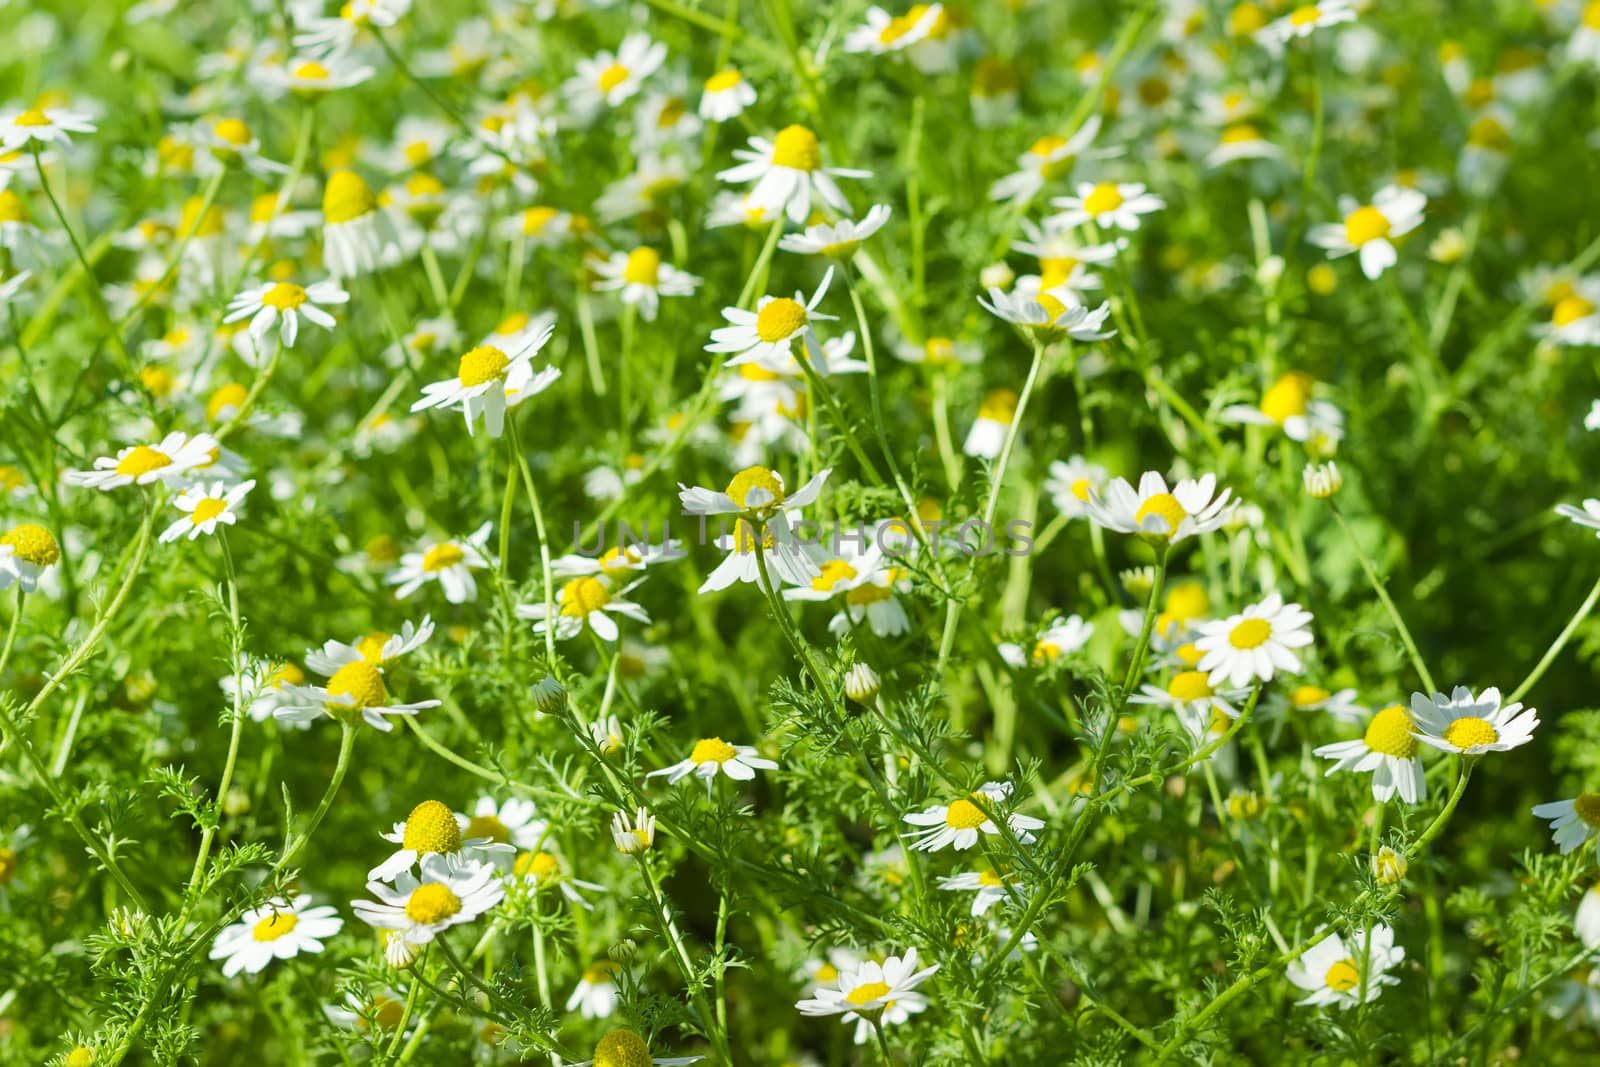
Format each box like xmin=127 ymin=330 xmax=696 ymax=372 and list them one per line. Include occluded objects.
xmin=1507 ymin=572 xmax=1600 ymax=704
xmin=279 ymin=721 xmax=356 ymax=869
xmin=1331 ymin=505 xmax=1436 ymax=693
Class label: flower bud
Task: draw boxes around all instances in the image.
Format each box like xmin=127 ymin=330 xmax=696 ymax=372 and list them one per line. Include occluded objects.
xmin=1303 ymin=461 xmax=1342 ymax=500
xmin=1371 ymin=845 xmax=1407 ymax=884
xmin=532 ymin=675 xmax=567 ymax=716
xmin=844 ymin=663 xmax=881 ymax=708
xmin=383 ymin=930 xmax=421 ymax=970
xmin=609 ymin=938 xmax=638 ymax=964
xmin=1256 ymin=254 xmax=1286 ymax=289
xmin=979 ymin=261 xmax=1015 ymax=291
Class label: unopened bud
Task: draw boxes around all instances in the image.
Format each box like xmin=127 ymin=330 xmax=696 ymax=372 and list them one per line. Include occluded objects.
xmin=609 ymin=939 xmax=638 ymax=964
xmin=532 ymin=675 xmax=567 ymax=716
xmin=979 ymin=261 xmax=1015 ymax=291
xmin=383 ymin=930 xmax=420 ymax=970
xmin=1303 ymin=461 xmax=1342 ymax=500
xmin=844 ymin=663 xmax=881 ymax=707
xmin=1371 ymin=845 xmax=1407 ymax=884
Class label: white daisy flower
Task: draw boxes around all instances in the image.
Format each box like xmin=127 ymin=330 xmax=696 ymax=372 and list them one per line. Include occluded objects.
xmin=1260 ymin=0 xmax=1357 ymax=45
xmin=894 ymin=334 xmax=983 ymax=367
xmin=706 ymin=267 xmax=838 ymax=370
xmin=1130 ymin=671 xmax=1253 ymax=741
xmin=567 ymin=961 xmax=624 ymax=1019
xmin=1011 ymin=221 xmax=1122 ymax=301
xmin=902 ymin=781 xmax=1044 ymax=852
xmin=795 ymin=948 xmax=940 ymax=1046
xmin=998 ymin=614 xmax=1095 ymax=668
xmin=1287 ymin=684 xmax=1365 ymax=724
xmin=1085 ymin=471 xmax=1237 ymax=543
xmin=1044 ymin=456 xmax=1109 ymax=518
xmin=1532 ymin=793 xmax=1600 ymax=860
xmin=1308 ymin=186 xmax=1426 ymax=281
xmin=844 ymin=5 xmax=942 ymax=56
xmin=411 ymin=326 xmax=560 ymax=438
xmin=306 ymin=616 xmax=435 ymax=677
xmin=160 ymin=480 xmax=254 ymax=543
xmin=699 ymin=68 xmax=757 ymax=121
xmin=219 ymin=661 xmax=310 ymax=726
xmin=568 ymin=1028 xmax=701 ymax=1067
xmin=224 ymin=278 xmax=349 ymax=348
xmin=369 ymin=799 xmax=518 ymax=882
xmin=1407 ymin=686 xmax=1540 ymax=755
xmin=784 ymin=542 xmax=911 ymax=638
xmin=778 ymin=204 xmax=892 ymax=260
xmin=1313 ymin=704 xmax=1427 ymax=804
xmin=647 ymin=737 xmax=778 ymax=784
xmin=1537 ymin=288 xmax=1600 ymax=347
xmin=987 ymin=118 xmax=1104 ymax=203
xmin=65 ymin=431 xmax=220 ymax=491
xmin=564 ymin=34 xmax=667 ymax=116
xmin=0 ymin=523 xmax=60 ymax=593
xmin=717 ymin=124 xmax=871 ymax=224
xmin=591 ymin=246 xmax=701 ymax=322
xmin=516 ymin=575 xmax=651 ymax=643
xmin=274 ymin=623 xmax=441 ymax=733
xmin=1194 ymin=593 xmax=1315 ymax=688
xmin=351 ymin=853 xmax=505 ymax=953
xmin=387 ymin=523 xmax=493 ymax=603
xmin=513 ymin=848 xmax=608 ymax=909
xmin=611 ymin=806 xmax=657 ymax=854
xmin=261 ymin=56 xmax=375 ymax=95
xmin=678 ymin=466 xmax=830 ymax=593
xmin=1285 ymin=925 xmax=1403 ymax=1010
xmin=962 ymin=388 xmax=1018 ymax=459
xmin=293 ymin=0 xmax=410 ymax=58
xmin=322 ymin=169 xmax=395 ymax=279
xmin=209 ymin=895 xmax=343 ymax=978
xmin=977 ymin=286 xmax=1116 ymax=341
xmin=1050 ymin=181 xmax=1166 ymax=232
xmin=937 ymin=869 xmax=1024 ymax=917
xmin=1204 ymin=123 xmax=1284 ymax=168
xmin=1220 ymin=371 xmax=1345 ymax=446
xmin=198 ymin=117 xmax=287 ymax=176
xmin=0 ymin=104 xmax=96 ymax=150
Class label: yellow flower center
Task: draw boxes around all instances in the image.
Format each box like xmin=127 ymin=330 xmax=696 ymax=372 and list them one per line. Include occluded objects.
xmin=622 ymin=247 xmax=662 ymax=286
xmin=1291 ymin=685 xmax=1330 ymax=708
xmin=755 ymin=297 xmax=809 ymax=343
xmin=978 ymin=869 xmax=1006 ymax=887
xmin=1168 ymin=670 xmax=1213 ymax=701
xmin=1443 ymin=716 xmax=1498 ymax=749
xmin=458 ymin=345 xmax=511 ymax=387
xmin=213 ymin=118 xmax=252 ymax=147
xmin=1553 ymin=295 xmax=1597 ymax=328
xmin=1220 ymin=124 xmax=1262 ymax=145
xmin=326 ymin=660 xmax=387 ymax=709
xmin=593 ymin=1029 xmax=653 ymax=1067
xmin=207 ymin=383 xmax=249 ymax=422
xmin=1134 ymin=492 xmax=1187 ymax=535
xmin=252 ymin=911 xmax=299 ymax=941
xmin=560 ymin=576 xmax=612 ymax=617
xmin=1466 ymin=115 xmax=1510 ymax=151
xmin=0 ymin=190 xmax=27 ymax=225
xmin=115 ymin=445 xmax=173 ymax=478
xmin=1586 ymin=0 xmax=1600 ymax=29
xmin=706 ymin=68 xmax=743 ymax=92
xmin=945 ymin=797 xmax=989 ymax=829
xmin=1 ymin=523 xmax=60 ymax=566
xmin=293 ymin=60 xmax=332 ymax=81
xmin=261 ymin=282 xmax=308 ymax=310
xmin=846 ymin=583 xmax=892 ymax=606
xmin=0 ymin=847 xmax=15 ymax=883
xmin=65 ymin=1049 xmax=96 ymax=1067
xmin=584 ymin=960 xmax=623 ymax=984
xmin=13 ymin=108 xmax=50 ymax=127
xmin=1324 ymin=957 xmax=1360 ymax=991
xmin=812 ymin=558 xmax=859 ymax=592
xmin=771 ymin=124 xmax=822 ymax=171
xmin=139 ymin=366 xmax=176 ymax=397
xmin=726 ymin=465 xmax=785 ymax=509
xmin=464 ymin=814 xmax=511 ymax=843
xmin=690 ymin=737 xmax=739 ymax=764
xmin=1363 ymin=705 xmax=1418 ymax=757
xmin=516 ymin=849 xmax=562 ymax=882
xmin=979 ymin=389 xmax=1019 ymax=423
xmin=846 ymin=980 xmax=893 ymax=1006
xmin=1344 ymin=205 xmax=1391 ymax=246
xmin=597 ymin=63 xmax=631 ymax=93
xmin=402 ymin=799 xmax=463 ymax=854
xmin=422 ymin=543 xmax=465 ymax=572
xmin=266 ymin=662 xmax=305 ymax=688
xmin=1032 ymin=640 xmax=1061 ymax=664
xmin=323 ymin=169 xmax=377 ymax=224
xmin=1575 ymin=792 xmax=1600 ymax=828
xmin=1229 ymin=2 xmax=1267 ymax=34
xmin=190 ymin=498 xmax=228 ymax=525
xmin=1261 ymin=372 xmax=1313 ymax=423
xmin=404 ymin=882 xmax=462 ymax=924
xmin=1289 ymin=5 xmax=1323 ymax=27
xmin=1463 ymin=78 xmax=1495 ymax=109
xmin=1228 ymin=618 xmax=1272 ymax=650
xmin=1082 ymin=183 xmax=1125 ymax=215
xmin=1070 ymin=477 xmax=1093 ymax=502
xmin=1028 ymin=134 xmax=1069 ymax=158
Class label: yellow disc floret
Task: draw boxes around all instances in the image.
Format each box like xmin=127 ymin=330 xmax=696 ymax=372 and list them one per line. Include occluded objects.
xmin=690 ymin=737 xmax=738 ymax=764
xmin=1363 ymin=705 xmax=1418 ymax=758
xmin=1 ymin=523 xmax=60 ymax=567
xmin=592 ymin=1029 xmax=653 ymax=1067
xmin=323 ymin=169 xmax=377 ymax=224
xmin=622 ymin=247 xmax=661 ymax=286
xmin=404 ymin=882 xmax=462 ymax=924
xmin=1323 ymin=957 xmax=1361 ymax=992
xmin=252 ymin=910 xmax=300 ymax=941
xmin=1135 ymin=492 xmax=1187 ymax=535
xmin=559 ymin=576 xmax=611 ymax=618
xmin=726 ymin=465 xmax=785 ymax=509
xmin=945 ymin=797 xmax=988 ymax=829
xmin=1442 ymin=716 xmax=1498 ymax=750
xmin=755 ymin=297 xmax=808 ymax=343
xmin=1228 ymin=618 xmax=1272 ymax=650
xmin=1343 ymin=205 xmax=1391 ymax=247
xmin=457 ymin=345 xmax=511 ymax=388
xmin=771 ymin=125 xmax=822 ymax=171
xmin=402 ymin=800 xmax=463 ymax=855
xmin=422 ymin=543 xmax=465 ymax=572
xmin=115 ymin=445 xmax=173 ymax=478
xmin=326 ymin=660 xmax=387 ymax=709
xmin=1082 ymin=182 xmax=1125 ymax=216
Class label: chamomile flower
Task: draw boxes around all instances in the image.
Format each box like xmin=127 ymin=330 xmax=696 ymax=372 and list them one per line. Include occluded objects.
xmin=274 ymin=629 xmax=440 ymax=733
xmin=1286 ymin=926 xmax=1404 ymax=1010
xmin=224 ymin=278 xmax=349 ymax=348
xmin=700 ymin=68 xmax=756 ymax=121
xmin=779 ymin=204 xmax=892 ymax=260
xmin=0 ymin=523 xmax=60 ymax=592
xmin=294 ymin=0 xmax=411 ymax=58
xmin=591 ymin=247 xmax=701 ymax=322
xmin=987 ymin=118 xmax=1104 ymax=203
xmin=369 ymin=800 xmax=517 ymax=882
xmin=1313 ymin=704 xmax=1427 ymax=804
xmin=159 ymin=480 xmax=255 ymax=543
xmin=707 ymin=267 xmax=837 ymax=369
xmin=938 ymin=869 xmax=1024 ymax=917
xmin=305 ymin=616 xmax=434 ymax=678
xmin=1532 ymin=793 xmax=1600 ymax=860
xmin=903 ymin=781 xmax=1043 ymax=852
xmin=1195 ymin=594 xmax=1314 ymax=688
xmin=568 ymin=1028 xmax=701 ymax=1067
xmin=566 ymin=34 xmax=667 ymax=118
xmin=514 ymin=848 xmax=607 ymax=908
xmin=322 ymin=169 xmax=394 ymax=279
xmin=1260 ymin=1 xmax=1357 ymax=45
xmin=0 ymin=104 xmax=96 ymax=149
xmin=998 ymin=614 xmax=1095 ymax=668
xmin=517 ymin=576 xmax=651 ymax=642
xmin=1204 ymin=123 xmax=1283 ymax=168
xmin=411 ymin=326 xmax=560 ymax=438
xmin=263 ymin=55 xmax=375 ymax=95
xmin=844 ymin=5 xmax=942 ymax=57
xmin=1408 ymin=686 xmax=1540 ymax=755
xmin=1050 ymin=181 xmax=1166 ymax=231
xmin=963 ymin=388 xmax=1018 ymax=459
xmin=785 ymin=542 xmax=911 ymax=638
xmin=977 ymin=287 xmax=1115 ymax=342
xmin=65 ymin=431 xmax=220 ymax=490
xmin=648 ymin=738 xmax=778 ymax=784
xmin=1288 ymin=685 xmax=1365 ymax=724
xmin=209 ymin=895 xmax=343 ymax=978
xmin=795 ymin=948 xmax=940 ymax=1045
xmin=387 ymin=523 xmax=493 ymax=603
xmin=351 ymin=853 xmax=505 ymax=953
xmin=1572 ymin=4 xmax=1600 ymax=65
xmin=1579 ymin=884 xmax=1600 ymax=950
xmin=894 ymin=335 xmax=983 ymax=367
xmin=220 ymin=661 xmax=309 ymax=725
xmin=611 ymin=806 xmax=657 ymax=854
xmin=680 ymin=464 xmax=831 ymax=520
xmin=567 ymin=961 xmax=624 ymax=1019
xmin=1044 ymin=456 xmax=1109 ymax=518
xmin=1537 ymin=287 xmax=1600 ymax=347
xmin=1308 ymin=186 xmax=1426 ymax=280
xmin=1130 ymin=670 xmax=1252 ymax=726
xmin=1221 ymin=372 xmax=1345 ymax=447
xmin=1086 ymin=471 xmax=1237 ymax=543
xmin=198 ymin=117 xmax=286 ymax=176
xmin=718 ymin=125 xmax=871 ymax=224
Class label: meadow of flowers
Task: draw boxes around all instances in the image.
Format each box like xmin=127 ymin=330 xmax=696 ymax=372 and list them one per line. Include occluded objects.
xmin=5 ymin=0 xmax=1600 ymax=1063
